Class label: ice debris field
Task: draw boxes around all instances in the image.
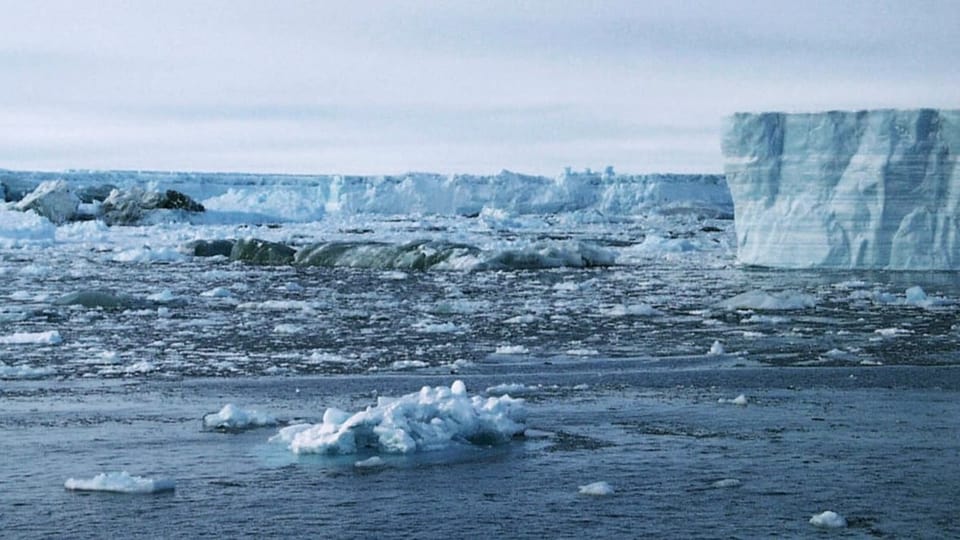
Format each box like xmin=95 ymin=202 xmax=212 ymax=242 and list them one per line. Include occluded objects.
xmin=2 ymin=109 xmax=959 ymax=538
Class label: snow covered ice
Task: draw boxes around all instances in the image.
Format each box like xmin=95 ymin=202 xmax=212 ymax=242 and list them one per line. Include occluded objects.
xmin=724 ymin=109 xmax=960 ymax=270
xmin=270 ymin=381 xmax=526 ymax=454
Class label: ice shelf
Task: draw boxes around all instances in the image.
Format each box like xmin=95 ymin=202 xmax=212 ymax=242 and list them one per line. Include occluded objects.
xmin=723 ymin=109 xmax=959 ymax=269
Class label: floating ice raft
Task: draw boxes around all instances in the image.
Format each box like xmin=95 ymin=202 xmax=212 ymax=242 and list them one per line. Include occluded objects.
xmin=64 ymin=471 xmax=175 ymax=494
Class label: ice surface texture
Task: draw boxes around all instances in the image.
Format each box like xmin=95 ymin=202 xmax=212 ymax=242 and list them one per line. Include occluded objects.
xmin=723 ymin=109 xmax=960 ymax=269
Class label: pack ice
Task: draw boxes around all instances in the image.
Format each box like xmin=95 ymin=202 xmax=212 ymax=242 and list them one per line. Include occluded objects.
xmin=723 ymin=109 xmax=960 ymax=269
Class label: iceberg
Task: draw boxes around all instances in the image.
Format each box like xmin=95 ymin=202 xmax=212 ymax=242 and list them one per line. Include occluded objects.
xmin=723 ymin=109 xmax=960 ymax=269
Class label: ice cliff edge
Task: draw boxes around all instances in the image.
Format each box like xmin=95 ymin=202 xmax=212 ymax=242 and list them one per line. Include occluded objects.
xmin=723 ymin=109 xmax=959 ymax=270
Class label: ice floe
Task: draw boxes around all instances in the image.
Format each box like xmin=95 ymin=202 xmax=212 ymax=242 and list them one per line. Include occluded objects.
xmin=0 ymin=330 xmax=62 ymax=345
xmin=578 ymin=481 xmax=614 ymax=496
xmin=64 ymin=471 xmax=175 ymax=494
xmin=718 ymin=290 xmax=816 ymax=311
xmin=203 ymin=404 xmax=279 ymax=432
xmin=718 ymin=394 xmax=748 ymax=406
xmin=809 ymin=510 xmax=847 ymax=528
xmin=270 ymin=380 xmax=526 ymax=455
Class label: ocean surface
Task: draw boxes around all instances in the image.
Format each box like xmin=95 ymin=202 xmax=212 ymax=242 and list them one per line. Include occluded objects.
xmin=1 ymin=170 xmax=959 ymax=538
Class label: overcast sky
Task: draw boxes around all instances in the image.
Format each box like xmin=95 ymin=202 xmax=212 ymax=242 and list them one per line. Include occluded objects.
xmin=2 ymin=0 xmax=957 ymax=175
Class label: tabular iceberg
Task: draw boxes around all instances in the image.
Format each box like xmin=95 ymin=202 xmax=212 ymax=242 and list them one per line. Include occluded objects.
xmin=723 ymin=109 xmax=959 ymax=269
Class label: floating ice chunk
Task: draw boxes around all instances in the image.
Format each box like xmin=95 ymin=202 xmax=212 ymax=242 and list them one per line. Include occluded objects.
xmin=718 ymin=290 xmax=816 ymax=311
xmin=600 ymin=304 xmax=663 ymax=317
xmin=413 ymin=321 xmax=466 ymax=333
xmin=147 ymin=289 xmax=178 ymax=303
xmin=486 ymin=383 xmax=536 ymax=396
xmin=712 ymin=478 xmax=742 ymax=488
xmin=718 ymin=394 xmax=748 ymax=406
xmin=203 ymin=404 xmax=278 ymax=432
xmin=124 ymin=361 xmax=156 ymax=374
xmin=707 ymin=340 xmax=725 ymax=356
xmin=385 ymin=360 xmax=429 ymax=370
xmin=112 ymin=247 xmax=185 ymax=263
xmin=0 ymin=330 xmax=62 ymax=345
xmin=0 ymin=362 xmax=55 ymax=378
xmin=504 ymin=314 xmax=537 ymax=324
xmin=380 ymin=271 xmax=408 ymax=280
xmin=200 ymin=286 xmax=232 ymax=298
xmin=270 ymin=380 xmax=526 ymax=455
xmin=64 ymin=471 xmax=175 ymax=494
xmin=578 ymin=481 xmax=614 ymax=496
xmin=565 ymin=348 xmax=599 ymax=356
xmin=354 ymin=456 xmax=385 ymax=468
xmin=236 ymin=300 xmax=321 ymax=312
xmin=273 ymin=324 xmax=303 ymax=335
xmin=809 ymin=510 xmax=847 ymax=528
xmin=874 ymin=327 xmax=913 ymax=337
xmin=494 ymin=345 xmax=529 ymax=355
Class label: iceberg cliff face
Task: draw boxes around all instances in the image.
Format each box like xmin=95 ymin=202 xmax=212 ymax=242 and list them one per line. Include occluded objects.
xmin=723 ymin=109 xmax=960 ymax=269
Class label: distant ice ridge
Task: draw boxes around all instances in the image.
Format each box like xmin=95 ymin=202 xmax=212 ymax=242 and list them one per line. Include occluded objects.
xmin=723 ymin=109 xmax=960 ymax=269
xmin=270 ymin=380 xmax=526 ymax=455
xmin=2 ymin=168 xmax=731 ymax=223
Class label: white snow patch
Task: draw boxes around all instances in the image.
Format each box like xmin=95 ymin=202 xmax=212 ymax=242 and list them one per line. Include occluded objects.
xmin=0 ymin=330 xmax=62 ymax=345
xmin=270 ymin=380 xmax=525 ymax=455
xmin=64 ymin=471 xmax=175 ymax=494
xmin=203 ymin=404 xmax=278 ymax=431
xmin=809 ymin=510 xmax=847 ymax=528
xmin=578 ymin=481 xmax=614 ymax=496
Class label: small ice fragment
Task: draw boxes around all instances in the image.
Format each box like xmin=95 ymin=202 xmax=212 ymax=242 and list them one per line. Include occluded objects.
xmin=809 ymin=510 xmax=847 ymax=528
xmin=578 ymin=481 xmax=614 ymax=496
xmin=707 ymin=340 xmax=725 ymax=356
xmin=495 ymin=345 xmax=529 ymax=355
xmin=712 ymin=478 xmax=742 ymax=488
xmin=718 ymin=394 xmax=748 ymax=406
xmin=147 ymin=289 xmax=177 ymax=303
xmin=354 ymin=456 xmax=385 ymax=468
xmin=203 ymin=404 xmax=277 ymax=431
xmin=64 ymin=471 xmax=175 ymax=494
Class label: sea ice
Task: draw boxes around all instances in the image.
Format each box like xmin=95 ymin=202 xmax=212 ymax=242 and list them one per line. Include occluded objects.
xmin=718 ymin=394 xmax=748 ymax=406
xmin=64 ymin=471 xmax=175 ymax=494
xmin=494 ymin=345 xmax=530 ymax=355
xmin=0 ymin=330 xmax=62 ymax=345
xmin=203 ymin=404 xmax=278 ymax=432
xmin=707 ymin=340 xmax=725 ymax=356
xmin=354 ymin=456 xmax=386 ymax=468
xmin=718 ymin=290 xmax=816 ymax=311
xmin=0 ymin=362 xmax=55 ymax=378
xmin=809 ymin=510 xmax=847 ymax=528
xmin=270 ymin=380 xmax=526 ymax=455
xmin=578 ymin=481 xmax=614 ymax=496
xmin=712 ymin=478 xmax=742 ymax=488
